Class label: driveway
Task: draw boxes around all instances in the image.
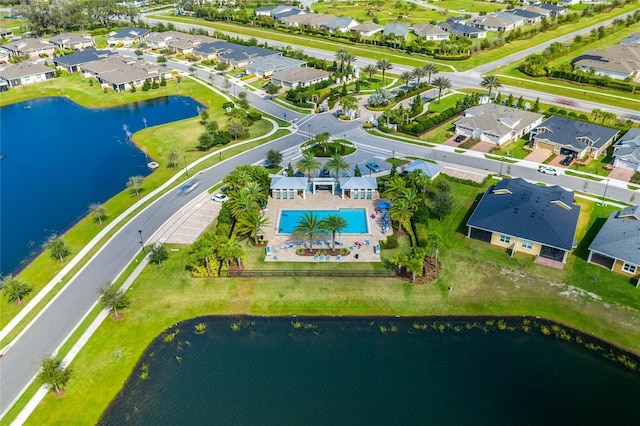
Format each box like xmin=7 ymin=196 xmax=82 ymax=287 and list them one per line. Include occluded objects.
xmin=469 ymin=141 xmax=495 ymax=153
xmin=524 ymin=148 xmax=552 ymax=163
xmin=608 ymin=167 xmax=635 ymax=182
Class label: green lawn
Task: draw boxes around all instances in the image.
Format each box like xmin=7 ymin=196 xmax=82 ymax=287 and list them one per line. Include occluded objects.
xmin=490 ymin=137 xmax=532 ymax=160
xmin=312 ymin=0 xmax=456 ymax=24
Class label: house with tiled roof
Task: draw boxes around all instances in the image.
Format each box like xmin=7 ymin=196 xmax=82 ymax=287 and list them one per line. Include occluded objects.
xmin=612 ymin=129 xmax=640 ymax=171
xmin=79 ymin=55 xmax=171 ymax=92
xmin=573 ymin=44 xmax=640 ymax=81
xmin=194 ymin=41 xmax=279 ymax=67
xmin=0 ymin=61 xmax=55 ymax=87
xmin=534 ymin=3 xmax=567 ymax=16
xmin=402 ymin=160 xmax=443 ymax=179
xmin=48 ymin=33 xmax=95 ymax=50
xmin=351 ymin=21 xmax=383 ymax=37
xmin=588 ymin=205 xmax=640 ymax=281
xmin=146 ymin=31 xmax=215 ymax=51
xmin=2 ymin=38 xmax=54 ymax=60
xmin=246 ymin=55 xmax=305 ymax=78
xmin=467 ymin=178 xmax=580 ymax=264
xmin=438 ymin=19 xmax=487 ymax=39
xmin=504 ymin=8 xmax=545 ymax=24
xmin=271 ymin=67 xmax=330 ymax=89
xmin=530 ymin=116 xmax=619 ymax=160
xmin=454 ymin=104 xmax=543 ymax=146
xmin=53 ymin=49 xmax=115 ymax=73
xmin=413 ymin=24 xmax=449 ymax=41
xmin=469 ymin=14 xmax=520 ymax=32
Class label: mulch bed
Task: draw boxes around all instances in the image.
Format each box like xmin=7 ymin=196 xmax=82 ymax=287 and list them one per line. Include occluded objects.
xmin=408 ymin=258 xmax=443 ymax=285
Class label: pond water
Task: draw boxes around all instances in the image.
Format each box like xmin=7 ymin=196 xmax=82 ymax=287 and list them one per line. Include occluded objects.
xmin=0 ymin=96 xmax=202 ymax=275
xmin=100 ymin=317 xmax=639 ymax=425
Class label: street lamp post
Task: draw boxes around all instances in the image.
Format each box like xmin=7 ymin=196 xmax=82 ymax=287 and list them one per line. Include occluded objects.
xmin=138 ymin=230 xmax=146 ymax=254
xmin=603 ymin=178 xmax=610 ymax=201
xmin=499 ymin=157 xmax=504 ymax=176
xmin=308 ymin=124 xmax=311 ymax=143
xmin=184 ymin=155 xmax=189 ymax=176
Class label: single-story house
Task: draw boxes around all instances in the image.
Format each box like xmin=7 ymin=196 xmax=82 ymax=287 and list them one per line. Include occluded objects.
xmin=612 ymin=128 xmax=640 ymax=171
xmin=620 ymin=32 xmax=640 ymax=47
xmin=504 ymin=8 xmax=545 ymax=24
xmin=338 ymin=177 xmax=378 ymax=199
xmin=48 ymin=33 xmax=95 ymax=50
xmin=281 ymin=13 xmax=336 ymax=28
xmin=521 ymin=5 xmax=552 ymax=18
xmin=246 ymin=55 xmax=305 ymax=78
xmin=413 ymin=24 xmax=449 ymax=41
xmin=469 ymin=15 xmax=519 ymax=32
xmin=402 ymin=160 xmax=443 ymax=179
xmin=573 ymin=45 xmax=640 ymax=81
xmin=2 ymin=38 xmax=55 ymax=60
xmin=106 ymin=27 xmax=150 ymax=47
xmin=454 ymin=104 xmax=543 ymax=146
xmin=323 ymin=17 xmax=359 ymax=33
xmin=467 ymin=178 xmax=580 ymax=264
xmin=438 ymin=19 xmax=487 ymax=39
xmin=351 ymin=21 xmax=384 ymax=37
xmin=146 ymin=31 xmax=215 ymax=51
xmin=534 ymin=2 xmax=568 ymax=16
xmin=194 ymin=41 xmax=280 ymax=68
xmin=0 ymin=47 xmax=10 ymax=64
xmin=588 ymin=205 xmax=640 ymax=281
xmin=254 ymin=4 xmax=305 ymax=20
xmin=530 ymin=116 xmax=619 ymax=160
xmin=53 ymin=49 xmax=115 ymax=73
xmin=383 ymin=23 xmax=410 ymax=39
xmin=0 ymin=62 xmax=55 ymax=87
xmin=79 ymin=55 xmax=171 ymax=92
xmin=271 ymin=67 xmax=330 ymax=89
xmin=270 ymin=176 xmax=308 ymax=200
xmin=0 ymin=28 xmax=14 ymax=38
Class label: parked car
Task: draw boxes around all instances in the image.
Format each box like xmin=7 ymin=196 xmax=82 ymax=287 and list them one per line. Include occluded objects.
xmin=454 ymin=135 xmax=466 ymax=143
xmin=236 ymin=72 xmax=247 ymax=78
xmin=538 ymin=165 xmax=558 ymax=175
xmin=365 ymin=162 xmax=382 ymax=173
xmin=560 ymin=156 xmax=573 ymax=166
xmin=211 ymin=193 xmax=229 ymax=203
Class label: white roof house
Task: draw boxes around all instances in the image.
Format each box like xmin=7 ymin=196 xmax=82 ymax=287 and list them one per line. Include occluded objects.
xmin=455 ymin=104 xmax=543 ymax=146
xmin=402 ymin=160 xmax=443 ymax=179
xmin=270 ymin=177 xmax=309 ymax=199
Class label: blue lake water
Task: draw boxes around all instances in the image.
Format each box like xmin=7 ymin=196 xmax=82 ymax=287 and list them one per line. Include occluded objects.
xmin=99 ymin=316 xmax=639 ymax=425
xmin=0 ymin=96 xmax=202 ymax=275
xmin=278 ymin=208 xmax=368 ymax=233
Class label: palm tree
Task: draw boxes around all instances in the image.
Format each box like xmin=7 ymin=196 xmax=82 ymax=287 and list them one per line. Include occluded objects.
xmin=88 ymin=203 xmax=107 ymax=226
xmin=343 ymin=52 xmax=357 ymax=72
xmin=363 ymin=64 xmax=377 ymax=82
xmin=228 ymin=190 xmax=259 ymax=220
xmin=320 ymin=214 xmax=348 ymax=250
xmin=293 ymin=212 xmax=325 ymax=251
xmin=480 ymin=74 xmax=502 ymax=98
xmin=325 ymin=153 xmax=350 ymax=179
xmin=389 ymin=198 xmax=415 ymax=232
xmin=295 ymin=151 xmax=321 ymax=180
xmin=400 ymin=70 xmax=412 ymax=88
xmin=432 ymin=76 xmax=451 ymax=103
xmin=167 ymin=150 xmax=180 ymax=170
xmin=236 ymin=211 xmax=270 ymax=244
xmin=423 ymin=62 xmax=438 ymax=84
xmin=241 ymin=181 xmax=267 ymax=206
xmin=412 ymin=66 xmax=427 ymax=85
xmin=382 ymin=175 xmax=408 ymax=201
xmin=218 ymin=239 xmax=243 ymax=269
xmin=335 ymin=47 xmax=347 ymax=71
xmin=376 ymin=58 xmax=393 ymax=84
xmin=339 ymin=95 xmax=358 ymax=114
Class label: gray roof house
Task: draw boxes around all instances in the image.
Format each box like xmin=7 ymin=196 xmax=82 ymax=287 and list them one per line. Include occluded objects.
xmin=53 ymin=49 xmax=115 ymax=73
xmin=467 ymin=178 xmax=580 ymax=264
xmin=438 ymin=19 xmax=487 ymax=39
xmin=270 ymin=176 xmax=309 ymax=199
xmin=620 ymin=32 xmax=640 ymax=47
xmin=323 ymin=17 xmax=359 ymax=33
xmin=351 ymin=21 xmax=384 ymax=37
xmin=573 ymin=45 xmax=640 ymax=81
xmin=2 ymin=38 xmax=55 ymax=60
xmin=106 ymin=27 xmax=150 ymax=47
xmin=255 ymin=4 xmax=305 ymax=20
xmin=146 ymin=31 xmax=215 ymax=51
xmin=505 ymin=8 xmax=545 ymax=24
xmin=281 ymin=14 xmax=336 ymax=28
xmin=469 ymin=14 xmax=520 ymax=32
xmin=338 ymin=177 xmax=377 ymax=199
xmin=454 ymin=103 xmax=543 ymax=146
xmin=48 ymin=33 xmax=95 ymax=50
xmin=534 ymin=3 xmax=568 ymax=16
xmin=530 ymin=116 xmax=619 ymax=160
xmin=246 ymin=55 xmax=305 ymax=78
xmin=588 ymin=205 xmax=640 ymax=281
xmin=413 ymin=24 xmax=449 ymax=41
xmin=383 ymin=23 xmax=410 ymax=39
xmin=613 ymin=129 xmax=640 ymax=171
xmin=271 ymin=67 xmax=330 ymax=89
xmin=194 ymin=41 xmax=280 ymax=67
xmin=0 ymin=62 xmax=55 ymax=87
xmin=402 ymin=160 xmax=443 ymax=179
xmin=79 ymin=55 xmax=170 ymax=92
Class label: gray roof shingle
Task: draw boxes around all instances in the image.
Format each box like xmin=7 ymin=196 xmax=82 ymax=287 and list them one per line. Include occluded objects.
xmin=589 ymin=207 xmax=640 ymax=265
xmin=532 ymin=116 xmax=619 ymax=151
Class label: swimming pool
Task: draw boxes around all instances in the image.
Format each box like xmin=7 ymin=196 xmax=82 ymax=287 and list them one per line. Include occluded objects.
xmin=278 ymin=209 xmax=368 ymax=234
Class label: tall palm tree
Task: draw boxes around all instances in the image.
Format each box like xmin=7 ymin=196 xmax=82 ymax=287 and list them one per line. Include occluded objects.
xmin=295 ymin=151 xmax=321 ymax=180
xmin=241 ymin=181 xmax=267 ymax=206
xmin=389 ymin=198 xmax=416 ymax=232
xmin=320 ymin=214 xmax=348 ymax=250
xmin=423 ymin=62 xmax=438 ymax=84
xmin=236 ymin=211 xmax=270 ymax=244
xmin=412 ymin=65 xmax=427 ymax=85
xmin=335 ymin=48 xmax=347 ymax=71
xmin=382 ymin=175 xmax=407 ymax=201
xmin=376 ymin=58 xmax=393 ymax=84
xmin=363 ymin=64 xmax=377 ymax=82
xmin=325 ymin=153 xmax=350 ymax=179
xmin=228 ymin=191 xmax=259 ymax=220
xmin=480 ymin=74 xmax=502 ymax=98
xmin=400 ymin=70 xmax=413 ymax=89
xmin=293 ymin=212 xmax=324 ymax=251
xmin=432 ymin=76 xmax=451 ymax=103
xmin=218 ymin=239 xmax=243 ymax=269
xmin=343 ymin=52 xmax=357 ymax=72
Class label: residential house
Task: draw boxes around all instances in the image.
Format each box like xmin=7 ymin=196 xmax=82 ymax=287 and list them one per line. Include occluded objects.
xmin=324 ymin=17 xmax=359 ymax=33
xmin=106 ymin=27 xmax=150 ymax=47
xmin=402 ymin=160 xmax=443 ymax=179
xmin=467 ymin=178 xmax=580 ymax=264
xmin=573 ymin=45 xmax=640 ymax=81
xmin=0 ymin=62 xmax=55 ymax=87
xmin=504 ymin=8 xmax=545 ymax=24
xmin=146 ymin=31 xmax=214 ymax=51
xmin=383 ymin=23 xmax=410 ymax=39
xmin=246 ymin=55 xmax=305 ymax=78
xmin=454 ymin=104 xmax=543 ymax=146
xmin=533 ymin=3 xmax=567 ymax=16
xmin=2 ymin=38 xmax=55 ymax=60
xmin=269 ymin=176 xmax=309 ymax=200
xmin=350 ymin=21 xmax=384 ymax=37
xmin=469 ymin=14 xmax=519 ymax=32
xmin=521 ymin=5 xmax=552 ymax=18
xmin=48 ymin=33 xmax=95 ymax=50
xmin=412 ymin=24 xmax=449 ymax=41
xmin=194 ymin=41 xmax=280 ymax=68
xmin=530 ymin=116 xmax=619 ymax=160
xmin=53 ymin=49 xmax=116 ymax=73
xmin=0 ymin=47 xmax=10 ymax=64
xmin=620 ymin=32 xmax=640 ymax=47
xmin=338 ymin=177 xmax=378 ymax=199
xmin=588 ymin=205 xmax=640 ymax=281
xmin=79 ymin=55 xmax=171 ymax=92
xmin=254 ymin=4 xmax=305 ymax=20
xmin=438 ymin=19 xmax=487 ymax=39
xmin=612 ymin=129 xmax=640 ymax=171
xmin=0 ymin=28 xmax=14 ymax=39
xmin=271 ymin=67 xmax=330 ymax=89
xmin=281 ymin=14 xmax=336 ymax=29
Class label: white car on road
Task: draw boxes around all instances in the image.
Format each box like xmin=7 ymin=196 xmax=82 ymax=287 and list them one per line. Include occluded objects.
xmin=538 ymin=165 xmax=558 ymax=176
xmin=212 ymin=193 xmax=229 ymax=203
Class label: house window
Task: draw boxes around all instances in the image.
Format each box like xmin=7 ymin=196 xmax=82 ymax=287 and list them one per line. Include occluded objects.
xmin=282 ymin=189 xmax=288 ymax=199
xmin=290 ymin=189 xmax=295 ymax=199
xmin=521 ymin=240 xmax=533 ymax=250
xmin=499 ymin=234 xmax=510 ymax=244
xmin=367 ymin=189 xmax=372 ymax=199
xmin=276 ymin=190 xmax=281 ymax=200
xmin=622 ymin=263 xmax=637 ymax=274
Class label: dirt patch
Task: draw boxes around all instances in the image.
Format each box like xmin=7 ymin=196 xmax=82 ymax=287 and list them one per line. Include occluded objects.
xmin=402 ymin=258 xmax=442 ymax=284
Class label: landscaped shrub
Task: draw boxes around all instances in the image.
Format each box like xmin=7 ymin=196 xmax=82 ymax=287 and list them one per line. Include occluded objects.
xmin=414 ymin=222 xmax=429 ymax=248
xmin=247 ymin=111 xmax=262 ymax=121
xmin=222 ymin=101 xmax=235 ymax=110
xmin=379 ymin=235 xmax=398 ymax=249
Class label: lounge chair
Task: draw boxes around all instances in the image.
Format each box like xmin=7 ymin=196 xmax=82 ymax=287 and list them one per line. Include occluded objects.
xmin=319 ymin=255 xmax=325 ymax=261
xmin=349 ymin=245 xmax=355 ymax=251
xmin=336 ymin=254 xmax=342 ymax=261
xmin=289 ymin=243 xmax=294 ymax=249
xmin=273 ymin=255 xmax=279 ymax=261
xmin=365 ymin=239 xmax=371 ymax=246
xmin=325 ymin=255 xmax=331 ymax=261
xmin=314 ymin=254 xmax=319 ymax=261
xmin=265 ymin=246 xmax=272 ymax=256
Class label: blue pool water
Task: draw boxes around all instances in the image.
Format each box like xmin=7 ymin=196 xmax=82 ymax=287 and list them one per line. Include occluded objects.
xmin=278 ymin=209 xmax=368 ymax=234
xmin=0 ymin=96 xmax=202 ymax=275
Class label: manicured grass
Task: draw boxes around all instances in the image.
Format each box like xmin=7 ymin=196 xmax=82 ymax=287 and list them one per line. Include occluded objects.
xmin=20 ymin=179 xmax=640 ymax=425
xmin=419 ymin=120 xmax=457 ymax=144
xmin=490 ymin=137 xmax=532 ymax=160
xmin=427 ymin=93 xmax=466 ymax=112
xmin=312 ymin=0 xmax=453 ymax=24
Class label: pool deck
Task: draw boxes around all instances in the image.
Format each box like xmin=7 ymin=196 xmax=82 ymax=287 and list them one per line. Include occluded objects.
xmin=262 ymin=190 xmax=388 ymax=262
